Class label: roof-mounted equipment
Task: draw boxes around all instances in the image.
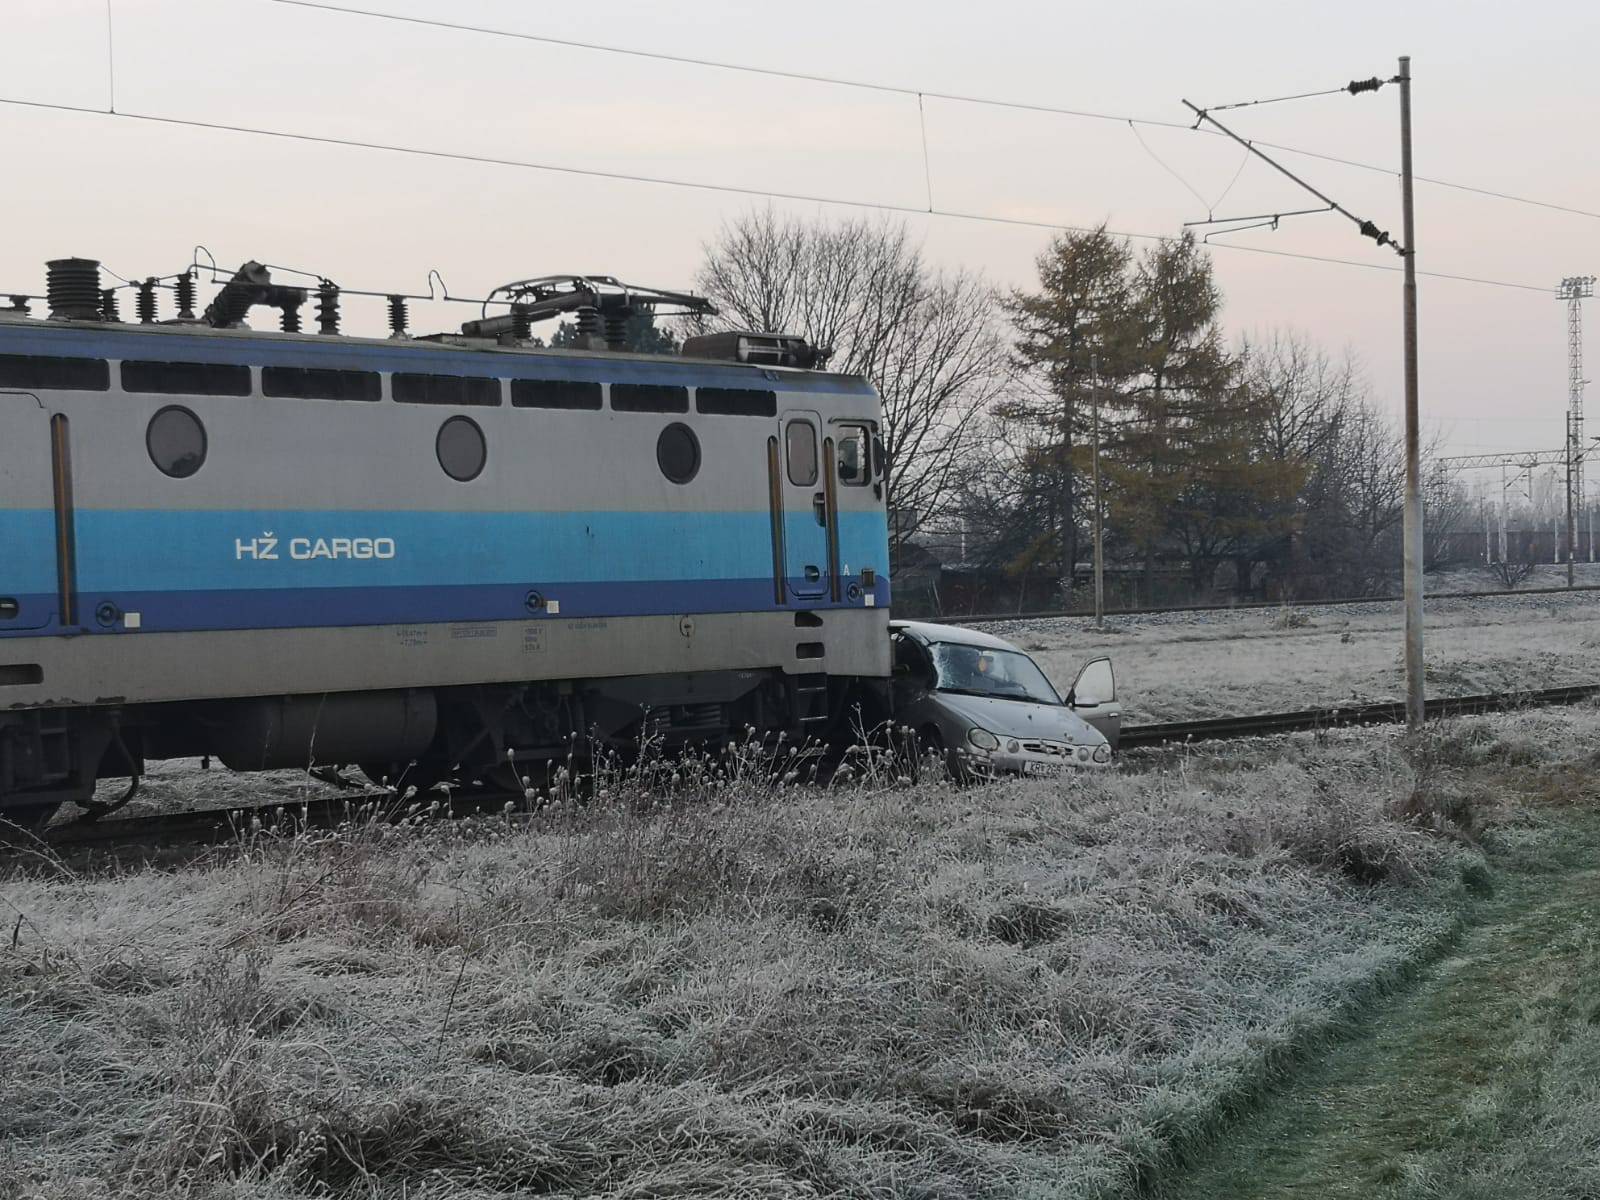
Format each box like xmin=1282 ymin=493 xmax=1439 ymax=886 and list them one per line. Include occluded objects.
xmin=203 ymin=261 xmax=309 ymax=333
xmin=461 ymin=275 xmax=716 ymax=351
xmin=680 ymin=330 xmax=825 ymax=369
xmin=46 ymin=258 xmax=104 ymax=321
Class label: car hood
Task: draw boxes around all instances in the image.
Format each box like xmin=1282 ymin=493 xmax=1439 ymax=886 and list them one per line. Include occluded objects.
xmin=931 ymin=692 xmax=1106 ymax=745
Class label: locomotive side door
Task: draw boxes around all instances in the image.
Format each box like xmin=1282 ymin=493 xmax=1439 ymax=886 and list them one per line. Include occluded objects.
xmin=0 ymin=393 xmax=62 ymax=630
xmin=776 ymin=410 xmax=830 ymax=600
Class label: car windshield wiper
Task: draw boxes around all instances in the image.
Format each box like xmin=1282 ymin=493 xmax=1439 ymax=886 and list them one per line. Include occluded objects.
xmin=940 ymin=685 xmax=1061 ymax=704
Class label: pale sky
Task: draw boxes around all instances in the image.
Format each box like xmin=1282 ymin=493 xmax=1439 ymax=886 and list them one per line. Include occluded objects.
xmin=3 ymin=0 xmax=1598 ymax=468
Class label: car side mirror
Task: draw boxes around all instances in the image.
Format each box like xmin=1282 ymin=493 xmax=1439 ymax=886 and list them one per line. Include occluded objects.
xmin=1070 ymin=657 xmax=1115 ymax=707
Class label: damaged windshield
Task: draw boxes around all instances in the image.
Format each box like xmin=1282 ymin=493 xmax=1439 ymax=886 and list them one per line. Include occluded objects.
xmin=927 ymin=642 xmax=1062 ymax=705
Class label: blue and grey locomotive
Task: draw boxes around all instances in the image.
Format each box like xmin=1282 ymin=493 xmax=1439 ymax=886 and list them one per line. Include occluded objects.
xmin=0 ymin=257 xmax=891 ymax=827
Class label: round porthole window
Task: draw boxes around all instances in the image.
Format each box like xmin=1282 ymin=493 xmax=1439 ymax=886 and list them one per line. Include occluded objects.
xmin=436 ymin=415 xmax=487 ymax=482
xmin=146 ymin=405 xmax=207 ymax=478
xmin=656 ymin=422 xmax=701 ymax=485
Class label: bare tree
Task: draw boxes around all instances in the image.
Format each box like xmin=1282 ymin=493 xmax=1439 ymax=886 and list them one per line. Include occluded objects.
xmin=691 ymin=209 xmax=1009 ymax=561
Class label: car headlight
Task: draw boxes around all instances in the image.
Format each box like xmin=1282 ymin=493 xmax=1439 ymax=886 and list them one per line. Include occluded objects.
xmin=1093 ymin=745 xmax=1111 ymax=764
xmin=1076 ymin=746 xmax=1091 ymax=762
xmin=967 ymin=728 xmax=1000 ymax=752
xmin=1006 ymin=739 xmax=1021 ymax=754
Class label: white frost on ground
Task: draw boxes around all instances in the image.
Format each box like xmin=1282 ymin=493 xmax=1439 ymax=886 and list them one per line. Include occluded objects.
xmin=988 ymin=585 xmax=1600 ymax=724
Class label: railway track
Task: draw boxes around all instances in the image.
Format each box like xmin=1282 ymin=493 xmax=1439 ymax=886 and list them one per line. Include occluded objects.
xmin=6 ymin=681 xmax=1593 ymax=857
xmin=930 ymin=582 xmax=1600 ymax=627
xmin=1117 ymin=683 xmax=1600 ymax=749
xmin=9 ymin=683 xmax=1596 ymax=855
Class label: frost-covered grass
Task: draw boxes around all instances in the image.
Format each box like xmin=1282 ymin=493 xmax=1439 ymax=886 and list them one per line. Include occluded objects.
xmin=11 ymin=703 xmax=1581 ymax=1199
xmin=1165 ymin=717 xmax=1600 ymax=1198
xmin=1001 ymin=588 xmax=1600 ymax=724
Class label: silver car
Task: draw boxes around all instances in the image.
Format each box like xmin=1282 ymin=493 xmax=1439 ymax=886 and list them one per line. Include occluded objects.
xmin=890 ymin=620 xmax=1121 ymax=778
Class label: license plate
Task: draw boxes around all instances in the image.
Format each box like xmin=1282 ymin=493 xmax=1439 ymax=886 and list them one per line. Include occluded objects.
xmin=1024 ymin=761 xmax=1065 ymax=777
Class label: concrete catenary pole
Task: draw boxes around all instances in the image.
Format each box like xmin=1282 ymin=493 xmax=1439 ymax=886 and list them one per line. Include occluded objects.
xmin=1092 ymin=354 xmax=1105 ymax=629
xmin=1398 ymin=55 xmax=1425 ymax=730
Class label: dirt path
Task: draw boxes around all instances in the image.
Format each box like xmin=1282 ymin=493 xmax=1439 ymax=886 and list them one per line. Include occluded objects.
xmin=1166 ymin=815 xmax=1600 ymax=1198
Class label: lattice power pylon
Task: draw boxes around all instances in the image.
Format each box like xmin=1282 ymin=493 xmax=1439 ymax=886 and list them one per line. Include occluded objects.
xmin=1559 ymin=276 xmax=1595 ymax=532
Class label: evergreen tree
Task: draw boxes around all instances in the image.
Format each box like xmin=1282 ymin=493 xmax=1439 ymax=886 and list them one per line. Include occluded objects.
xmin=997 ymin=228 xmax=1307 ymax=602
xmin=999 ymin=226 xmax=1134 ymax=586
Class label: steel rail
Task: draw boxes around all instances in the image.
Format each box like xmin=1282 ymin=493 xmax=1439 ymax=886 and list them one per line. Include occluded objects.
xmin=25 ymin=784 xmax=526 ymax=854
xmin=926 ymin=582 xmax=1600 ymax=627
xmin=1119 ymin=684 xmax=1600 ymax=749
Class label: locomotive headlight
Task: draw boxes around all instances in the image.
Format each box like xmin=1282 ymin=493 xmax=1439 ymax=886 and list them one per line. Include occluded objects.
xmin=967 ymin=728 xmax=1000 ymax=752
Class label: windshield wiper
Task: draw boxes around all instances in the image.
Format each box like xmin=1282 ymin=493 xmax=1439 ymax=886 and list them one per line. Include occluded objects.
xmin=939 ymin=686 xmax=1060 ymax=704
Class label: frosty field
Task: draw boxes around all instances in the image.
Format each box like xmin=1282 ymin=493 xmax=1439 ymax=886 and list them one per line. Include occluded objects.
xmin=991 ymin=586 xmax=1600 ymax=724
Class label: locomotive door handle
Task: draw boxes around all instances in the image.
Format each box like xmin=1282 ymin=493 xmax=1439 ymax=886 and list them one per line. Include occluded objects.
xmin=812 ymin=493 xmax=827 ymax=525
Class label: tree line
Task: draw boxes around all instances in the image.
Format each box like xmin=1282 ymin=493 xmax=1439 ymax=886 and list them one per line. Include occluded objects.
xmin=672 ymin=209 xmax=1445 ymax=609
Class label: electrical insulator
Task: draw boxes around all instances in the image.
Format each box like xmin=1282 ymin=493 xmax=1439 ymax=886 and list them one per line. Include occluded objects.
xmin=136 ymin=279 xmax=157 ymax=324
xmin=100 ymin=288 xmax=120 ymax=322
xmin=387 ymin=294 xmax=408 ymax=339
xmin=175 ymin=270 xmax=196 ymax=320
xmin=317 ymin=283 xmax=341 ymax=335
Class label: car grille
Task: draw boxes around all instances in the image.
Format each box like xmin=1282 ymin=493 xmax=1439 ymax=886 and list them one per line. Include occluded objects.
xmin=1021 ymin=740 xmax=1069 ymax=757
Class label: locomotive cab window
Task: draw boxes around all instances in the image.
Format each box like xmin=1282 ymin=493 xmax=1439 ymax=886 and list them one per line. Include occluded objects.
xmin=146 ymin=406 xmax=208 ymax=478
xmin=436 ymin=415 xmax=487 ymax=482
xmin=836 ymin=425 xmax=870 ymax=485
xmin=785 ymin=420 xmax=818 ymax=486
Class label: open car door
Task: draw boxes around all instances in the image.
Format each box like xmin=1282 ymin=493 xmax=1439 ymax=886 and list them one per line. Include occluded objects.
xmin=1068 ymin=657 xmax=1121 ymax=749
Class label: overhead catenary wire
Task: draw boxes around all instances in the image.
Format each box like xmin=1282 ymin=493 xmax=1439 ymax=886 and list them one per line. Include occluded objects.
xmin=1127 ymin=120 xmax=1212 ymax=214
xmin=916 ymin=92 xmax=934 ymax=212
xmin=263 ymin=0 xmax=1600 ymax=225
xmin=104 ymin=0 xmax=116 ymax=112
xmin=1184 ymin=99 xmax=1403 ymax=256
xmin=0 ymin=93 xmax=1555 ymax=296
xmin=1206 ymin=85 xmax=1354 ymax=111
xmin=1205 ymin=76 xmax=1389 ymax=112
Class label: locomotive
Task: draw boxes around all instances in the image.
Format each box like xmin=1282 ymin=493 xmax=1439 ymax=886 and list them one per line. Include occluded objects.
xmin=0 ymin=257 xmax=891 ymax=828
